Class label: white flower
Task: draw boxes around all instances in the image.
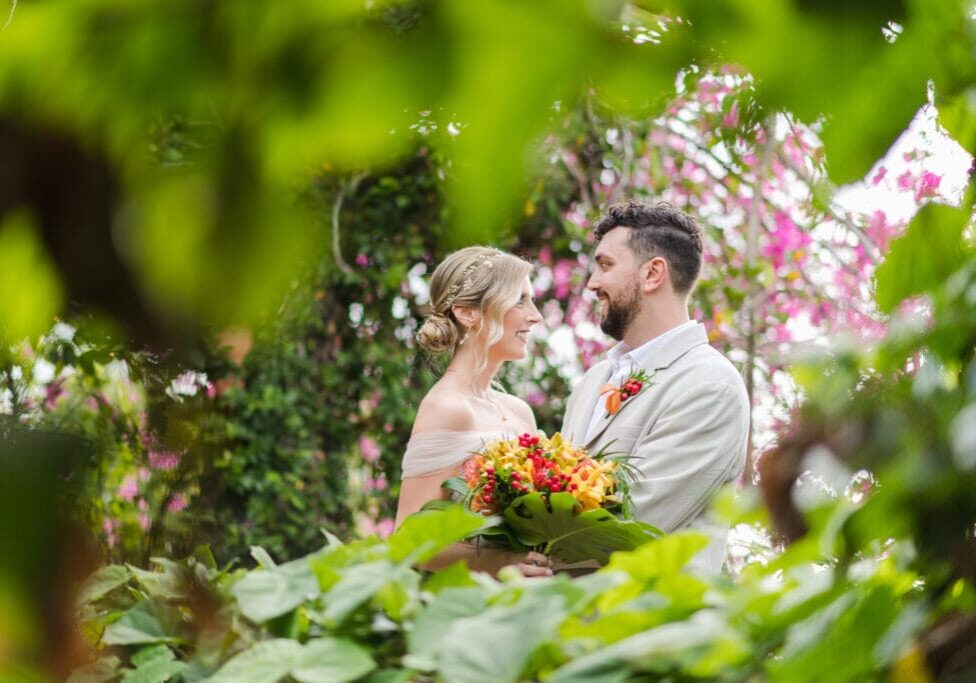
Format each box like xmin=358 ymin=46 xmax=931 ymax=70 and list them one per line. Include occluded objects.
xmin=166 ymin=371 xmax=210 ymax=399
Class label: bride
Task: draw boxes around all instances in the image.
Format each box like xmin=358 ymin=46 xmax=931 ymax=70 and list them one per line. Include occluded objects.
xmin=395 ymin=246 xmax=552 ymax=577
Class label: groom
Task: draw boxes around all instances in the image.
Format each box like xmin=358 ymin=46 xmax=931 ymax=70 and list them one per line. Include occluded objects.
xmin=561 ymin=201 xmax=750 ymax=574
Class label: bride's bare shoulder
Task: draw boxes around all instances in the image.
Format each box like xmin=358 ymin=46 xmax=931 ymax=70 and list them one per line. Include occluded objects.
xmin=496 ymin=391 xmax=537 ymax=431
xmin=412 ymin=386 xmax=477 ymax=434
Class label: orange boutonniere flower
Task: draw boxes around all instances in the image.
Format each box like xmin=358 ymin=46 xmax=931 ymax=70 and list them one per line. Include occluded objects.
xmin=600 ymin=368 xmax=651 ymax=417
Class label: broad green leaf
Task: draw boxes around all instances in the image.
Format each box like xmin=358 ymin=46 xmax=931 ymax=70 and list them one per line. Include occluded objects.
xmin=375 ymin=568 xmax=422 ymax=622
xmin=442 ymin=0 xmax=602 ymax=244
xmin=437 ymin=595 xmax=567 ymax=683
xmin=0 ymin=210 xmax=63 ymax=345
xmin=602 ymin=532 xmax=710 ymax=582
xmin=468 ymin=513 xmax=531 ymax=552
xmin=365 ymin=670 xmax=420 ymax=683
xmin=874 ymin=201 xmax=971 ymax=313
xmin=440 ymin=476 xmax=470 ymax=500
xmin=549 ymin=609 xmax=746 ymax=682
xmin=127 ymin=563 xmax=186 ymax=601
xmin=231 ymin=556 xmax=319 ymax=623
xmin=66 ymin=656 xmax=121 ymax=683
xmin=561 ymin=603 xmax=671 ymax=648
xmin=423 ymin=561 xmax=478 ymax=594
xmin=130 ymin=645 xmax=174 ymax=668
xmin=291 ymin=638 xmax=377 ymax=683
xmin=307 ymin=544 xmax=360 ymax=593
xmin=190 ymin=545 xmax=218 ymax=570
xmin=873 ymin=602 xmax=929 ymax=665
xmin=769 ymin=586 xmax=903 ymax=683
xmin=203 ymin=637 xmax=374 ymax=683
xmin=121 ymin=645 xmax=187 ymax=683
xmin=321 ymin=560 xmax=406 ymax=624
xmin=202 ymin=639 xmax=301 ymax=683
xmin=939 ymin=90 xmax=976 ymax=152
xmin=406 ymin=587 xmax=490 ymax=669
xmin=102 ymin=603 xmax=175 ymax=646
xmin=76 ymin=565 xmax=131 ymax=607
xmin=250 ymin=546 xmax=277 ymax=570
xmin=502 ymin=492 xmax=661 ymax=564
xmin=387 ymin=505 xmax=486 ymax=564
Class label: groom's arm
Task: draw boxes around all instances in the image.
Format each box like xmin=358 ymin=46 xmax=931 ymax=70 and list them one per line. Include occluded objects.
xmin=629 ymin=380 xmax=749 ymax=533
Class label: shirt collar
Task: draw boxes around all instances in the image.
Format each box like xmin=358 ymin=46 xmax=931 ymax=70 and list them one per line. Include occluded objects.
xmin=607 ymin=320 xmax=698 ymax=373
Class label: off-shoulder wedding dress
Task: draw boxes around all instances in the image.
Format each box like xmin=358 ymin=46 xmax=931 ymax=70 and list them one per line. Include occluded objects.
xmin=401 ymin=430 xmax=508 ymax=478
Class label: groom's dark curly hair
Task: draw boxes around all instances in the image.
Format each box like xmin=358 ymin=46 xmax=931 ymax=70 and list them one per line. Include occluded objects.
xmin=594 ymin=201 xmax=703 ymax=295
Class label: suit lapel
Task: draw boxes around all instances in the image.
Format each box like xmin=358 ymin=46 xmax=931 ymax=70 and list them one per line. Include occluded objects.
xmin=583 ymin=323 xmax=710 ymax=449
xmin=571 ymin=363 xmax=611 ymax=443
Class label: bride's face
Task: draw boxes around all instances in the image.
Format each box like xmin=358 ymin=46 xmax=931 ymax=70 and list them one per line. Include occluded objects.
xmin=489 ymin=277 xmax=541 ymax=362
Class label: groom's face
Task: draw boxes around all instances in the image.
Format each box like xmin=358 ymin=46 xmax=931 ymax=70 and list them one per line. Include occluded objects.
xmin=587 ymin=227 xmax=642 ymax=341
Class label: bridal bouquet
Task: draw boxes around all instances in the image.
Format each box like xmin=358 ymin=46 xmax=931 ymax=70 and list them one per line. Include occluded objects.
xmin=445 ymin=432 xmax=660 ymax=564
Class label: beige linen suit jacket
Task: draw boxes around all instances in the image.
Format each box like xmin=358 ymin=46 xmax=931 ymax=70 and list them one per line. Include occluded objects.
xmin=561 ymin=322 xmax=749 ymax=573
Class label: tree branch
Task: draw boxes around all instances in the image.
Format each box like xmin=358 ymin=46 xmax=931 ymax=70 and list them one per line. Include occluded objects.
xmin=741 ymin=118 xmax=778 ymax=485
xmin=331 ymin=172 xmax=366 ymax=277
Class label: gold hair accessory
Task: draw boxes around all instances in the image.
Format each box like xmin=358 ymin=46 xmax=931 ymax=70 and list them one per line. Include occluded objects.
xmin=443 ymin=250 xmax=499 ymax=308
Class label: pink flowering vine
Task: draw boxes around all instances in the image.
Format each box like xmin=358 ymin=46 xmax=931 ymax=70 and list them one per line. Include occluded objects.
xmin=358 ymin=435 xmax=381 ymax=463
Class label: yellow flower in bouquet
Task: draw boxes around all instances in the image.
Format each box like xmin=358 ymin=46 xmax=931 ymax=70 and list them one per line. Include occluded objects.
xmin=568 ymin=459 xmax=618 ymax=511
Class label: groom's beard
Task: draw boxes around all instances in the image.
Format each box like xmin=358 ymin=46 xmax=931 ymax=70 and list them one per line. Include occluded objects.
xmin=599 ymin=284 xmax=641 ymax=341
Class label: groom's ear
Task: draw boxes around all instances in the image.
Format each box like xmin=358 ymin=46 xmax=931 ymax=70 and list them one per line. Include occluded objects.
xmin=640 ymin=256 xmax=669 ymax=293
xmin=451 ymin=305 xmax=481 ymax=330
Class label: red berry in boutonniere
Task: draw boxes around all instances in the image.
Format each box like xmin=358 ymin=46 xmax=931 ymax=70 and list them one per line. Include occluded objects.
xmin=599 ymin=368 xmax=652 ymax=417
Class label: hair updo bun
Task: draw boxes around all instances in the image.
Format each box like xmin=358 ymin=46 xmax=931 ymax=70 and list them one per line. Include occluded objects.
xmin=415 ymin=312 xmax=458 ymax=354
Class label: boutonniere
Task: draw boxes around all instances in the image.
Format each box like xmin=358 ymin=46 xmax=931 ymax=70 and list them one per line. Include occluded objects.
xmin=600 ymin=368 xmax=652 ymax=417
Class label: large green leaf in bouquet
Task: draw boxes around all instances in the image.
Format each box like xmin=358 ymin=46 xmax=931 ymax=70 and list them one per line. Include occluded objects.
xmin=502 ymin=492 xmax=661 ymax=564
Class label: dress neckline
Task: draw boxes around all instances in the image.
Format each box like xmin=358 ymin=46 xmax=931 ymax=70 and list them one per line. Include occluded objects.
xmin=408 ymin=429 xmax=509 ymax=439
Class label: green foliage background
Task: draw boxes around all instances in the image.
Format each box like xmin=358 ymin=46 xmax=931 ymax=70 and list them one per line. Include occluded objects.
xmin=2 ymin=0 xmax=976 ymax=680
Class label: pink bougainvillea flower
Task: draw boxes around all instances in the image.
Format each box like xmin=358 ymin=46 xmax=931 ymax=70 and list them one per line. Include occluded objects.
xmin=871 ymin=166 xmax=887 ymax=186
xmin=762 ymin=212 xmax=811 ymax=269
xmin=722 ymin=102 xmax=739 ymax=128
xmin=102 ymin=517 xmax=119 ymax=548
xmin=359 ymin=435 xmax=381 ymax=463
xmin=43 ymin=379 xmax=65 ymax=410
xmin=117 ymin=475 xmax=138 ymax=502
xmin=914 ymin=171 xmax=941 ymax=203
xmin=167 ymin=494 xmax=188 ymax=513
xmin=364 ymin=476 xmax=388 ymax=494
xmin=772 ymin=323 xmax=792 ymax=343
xmin=376 ymin=518 xmax=395 ymax=539
xmin=896 ymin=170 xmax=914 ymax=191
xmin=149 ymin=451 xmax=181 ymax=471
xmin=866 ymin=210 xmax=892 ymax=245
xmin=553 ymin=259 xmax=574 ymax=299
xmin=355 ymin=253 xmax=369 ymax=267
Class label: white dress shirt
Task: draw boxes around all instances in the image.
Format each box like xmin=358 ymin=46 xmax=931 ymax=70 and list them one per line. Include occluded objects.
xmin=584 ymin=320 xmax=697 ymax=440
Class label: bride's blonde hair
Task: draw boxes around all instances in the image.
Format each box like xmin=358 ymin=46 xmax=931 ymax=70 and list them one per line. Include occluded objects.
xmin=416 ymin=246 xmax=532 ymax=374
